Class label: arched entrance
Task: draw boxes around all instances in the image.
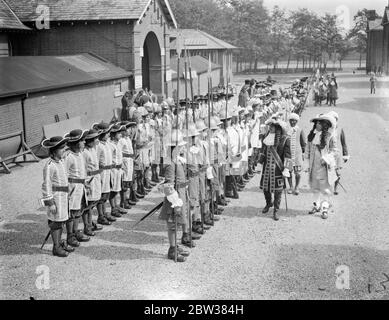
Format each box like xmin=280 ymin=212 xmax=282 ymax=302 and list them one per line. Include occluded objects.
xmin=142 ymin=32 xmax=162 ymax=95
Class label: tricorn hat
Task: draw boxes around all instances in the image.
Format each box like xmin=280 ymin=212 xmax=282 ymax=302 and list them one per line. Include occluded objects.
xmin=41 ymin=136 xmax=69 ymax=149
xmin=65 ymin=129 xmax=88 ymax=143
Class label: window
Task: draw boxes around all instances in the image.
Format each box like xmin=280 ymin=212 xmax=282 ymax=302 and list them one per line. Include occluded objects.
xmin=114 ymin=82 xmax=124 ymax=97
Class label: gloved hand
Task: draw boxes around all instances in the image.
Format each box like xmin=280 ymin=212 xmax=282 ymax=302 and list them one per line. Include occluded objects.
xmin=206 ymin=167 xmax=214 ymax=179
xmin=282 ymin=168 xmax=290 ymax=178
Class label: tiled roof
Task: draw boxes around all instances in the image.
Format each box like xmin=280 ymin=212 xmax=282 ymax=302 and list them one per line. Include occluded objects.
xmin=170 ymin=29 xmax=236 ymax=51
xmin=0 ymin=53 xmax=132 ymax=98
xmin=0 ymin=0 xmax=30 ymax=30
xmin=367 ymin=18 xmax=383 ymax=31
xmin=170 ymin=55 xmax=221 ymax=80
xmin=4 ymin=0 xmax=150 ymax=21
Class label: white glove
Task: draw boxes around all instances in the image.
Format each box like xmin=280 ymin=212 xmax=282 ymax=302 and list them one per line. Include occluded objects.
xmin=206 ymin=167 xmax=214 ymax=179
xmin=190 ymin=146 xmax=200 ymax=154
xmin=167 ymin=191 xmax=183 ymax=208
xmin=282 ymin=168 xmax=290 ymax=178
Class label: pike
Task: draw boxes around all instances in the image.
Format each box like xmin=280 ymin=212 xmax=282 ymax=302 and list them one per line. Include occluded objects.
xmin=40 ymin=200 xmax=99 ymax=250
xmin=207 ymin=54 xmax=215 ymax=224
xmin=173 ymin=36 xmax=182 ymax=262
xmin=184 ymin=46 xmax=192 ymax=248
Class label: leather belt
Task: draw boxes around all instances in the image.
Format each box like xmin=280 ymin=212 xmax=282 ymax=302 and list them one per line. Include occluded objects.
xmin=176 ymin=181 xmax=189 ymax=189
xmin=68 ymin=178 xmax=85 ymax=184
xmin=113 ymin=164 xmax=122 ymax=169
xmin=52 ymin=186 xmax=69 ymax=192
xmin=87 ymin=169 xmax=102 ymax=176
xmin=123 ymin=153 xmax=135 ymax=158
xmin=101 ymin=165 xmax=113 ymax=170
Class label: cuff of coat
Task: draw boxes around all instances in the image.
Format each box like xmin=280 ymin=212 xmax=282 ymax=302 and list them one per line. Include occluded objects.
xmin=284 ymin=158 xmax=293 ymax=171
xmin=162 ymin=183 xmax=175 ymax=197
xmin=42 ymin=196 xmax=54 ymax=207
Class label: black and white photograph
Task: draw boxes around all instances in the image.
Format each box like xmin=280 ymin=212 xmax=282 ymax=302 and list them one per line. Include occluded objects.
xmin=0 ymin=0 xmax=388 ymax=303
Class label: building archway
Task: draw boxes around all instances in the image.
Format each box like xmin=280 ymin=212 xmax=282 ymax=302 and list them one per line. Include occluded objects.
xmin=142 ymin=32 xmax=162 ymax=95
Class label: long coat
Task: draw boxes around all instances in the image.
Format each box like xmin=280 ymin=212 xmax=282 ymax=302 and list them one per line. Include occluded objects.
xmin=306 ymin=134 xmax=338 ymax=191
xmin=259 ymin=135 xmax=291 ymax=192
xmin=42 ymin=158 xmax=69 ymax=222
xmin=82 ymin=146 xmax=102 ymax=202
xmin=97 ymin=141 xmax=113 ymax=194
xmin=287 ymin=125 xmax=306 ymax=168
xmin=64 ymin=150 xmax=87 ymax=211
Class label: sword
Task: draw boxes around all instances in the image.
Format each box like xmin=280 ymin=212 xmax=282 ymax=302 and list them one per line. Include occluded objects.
xmin=132 ymin=201 xmax=164 ymax=229
xmin=283 ymin=178 xmax=288 ymax=212
xmin=41 ymin=200 xmax=99 ymax=250
xmin=337 ymin=181 xmax=347 ymax=193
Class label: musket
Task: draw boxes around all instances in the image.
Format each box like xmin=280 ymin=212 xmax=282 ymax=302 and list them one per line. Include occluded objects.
xmin=41 ymin=200 xmax=99 ymax=250
xmin=132 ymin=201 xmax=164 ymax=229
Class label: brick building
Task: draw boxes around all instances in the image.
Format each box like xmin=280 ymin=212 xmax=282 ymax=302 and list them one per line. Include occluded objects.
xmin=0 ymin=54 xmax=131 ymax=147
xmin=5 ymin=0 xmax=177 ymax=99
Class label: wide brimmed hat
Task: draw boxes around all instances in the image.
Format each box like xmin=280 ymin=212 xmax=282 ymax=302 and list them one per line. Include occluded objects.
xmin=41 ymin=136 xmax=69 ymax=149
xmin=164 ymin=130 xmax=187 ymax=147
xmin=195 ymin=119 xmax=208 ymax=131
xmin=326 ymin=111 xmax=339 ymax=121
xmin=219 ymin=109 xmax=232 ymax=120
xmin=208 ymin=117 xmax=222 ymax=130
xmin=110 ymin=124 xmax=125 ymax=133
xmin=65 ymin=129 xmax=88 ymax=143
xmin=93 ymin=122 xmax=114 ymax=135
xmin=185 ymin=123 xmax=200 ymax=137
xmin=85 ymin=129 xmax=100 ymax=140
xmin=265 ymin=118 xmax=287 ymax=134
xmin=310 ymin=114 xmax=336 ymax=128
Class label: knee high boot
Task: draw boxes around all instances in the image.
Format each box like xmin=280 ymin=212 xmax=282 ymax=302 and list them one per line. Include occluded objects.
xmin=231 ymin=176 xmax=239 ymax=199
xmin=262 ymin=191 xmax=273 ymax=213
xmin=51 ymin=228 xmax=68 ymax=257
xmin=273 ymin=190 xmax=282 ymax=221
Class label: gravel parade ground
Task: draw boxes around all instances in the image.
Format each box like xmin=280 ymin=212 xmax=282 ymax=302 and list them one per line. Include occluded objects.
xmin=1 ymin=72 xmax=388 ymax=300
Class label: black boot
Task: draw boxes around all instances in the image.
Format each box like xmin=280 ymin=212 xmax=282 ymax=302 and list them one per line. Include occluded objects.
xmin=273 ymin=190 xmax=282 ymax=221
xmin=192 ymin=221 xmax=205 ymax=234
xmin=51 ymin=229 xmax=69 ymax=257
xmin=262 ymin=191 xmax=273 ymax=214
xmin=181 ymin=233 xmax=196 ymax=248
xmin=167 ymin=246 xmax=186 ymax=262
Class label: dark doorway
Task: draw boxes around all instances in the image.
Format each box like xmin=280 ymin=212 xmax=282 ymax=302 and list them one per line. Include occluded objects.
xmin=142 ymin=32 xmax=162 ymax=95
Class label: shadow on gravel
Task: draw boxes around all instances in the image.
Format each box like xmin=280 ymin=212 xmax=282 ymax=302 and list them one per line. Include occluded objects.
xmin=269 ymin=243 xmax=389 ymax=300
xmin=337 ymin=97 xmax=389 ymax=121
xmin=75 ymin=245 xmax=165 ymax=261
xmin=223 ymin=205 xmax=310 ymax=220
xmin=0 ymin=214 xmax=48 ymax=255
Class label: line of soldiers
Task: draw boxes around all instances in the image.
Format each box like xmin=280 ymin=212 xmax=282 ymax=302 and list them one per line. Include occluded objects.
xmin=40 ymin=76 xmax=311 ymax=259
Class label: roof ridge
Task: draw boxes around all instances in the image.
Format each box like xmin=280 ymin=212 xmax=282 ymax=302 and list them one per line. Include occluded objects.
xmin=1 ymin=0 xmax=30 ymax=30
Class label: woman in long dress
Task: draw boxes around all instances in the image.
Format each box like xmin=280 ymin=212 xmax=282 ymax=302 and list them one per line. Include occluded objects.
xmin=306 ymin=114 xmax=338 ymax=219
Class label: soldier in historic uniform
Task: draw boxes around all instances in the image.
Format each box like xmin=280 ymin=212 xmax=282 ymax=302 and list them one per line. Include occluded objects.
xmin=94 ymin=122 xmax=116 ymax=225
xmin=306 ymin=114 xmax=338 ymax=219
xmin=184 ymin=122 xmax=204 ymax=236
xmin=286 ymin=113 xmax=306 ymax=195
xmin=326 ymin=111 xmax=349 ymax=195
xmin=259 ymin=119 xmax=292 ymax=221
xmin=118 ymin=121 xmax=136 ymax=209
xmin=107 ymin=124 xmax=126 ymax=217
xmin=41 ymin=136 xmax=74 ymax=257
xmin=196 ymin=119 xmax=218 ymax=226
xmin=151 ymin=103 xmax=163 ymax=183
xmin=64 ymin=129 xmax=90 ymax=246
xmin=135 ymin=106 xmax=150 ymax=197
xmin=159 ymin=130 xmax=191 ymax=261
xmin=82 ymin=129 xmax=103 ymax=236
